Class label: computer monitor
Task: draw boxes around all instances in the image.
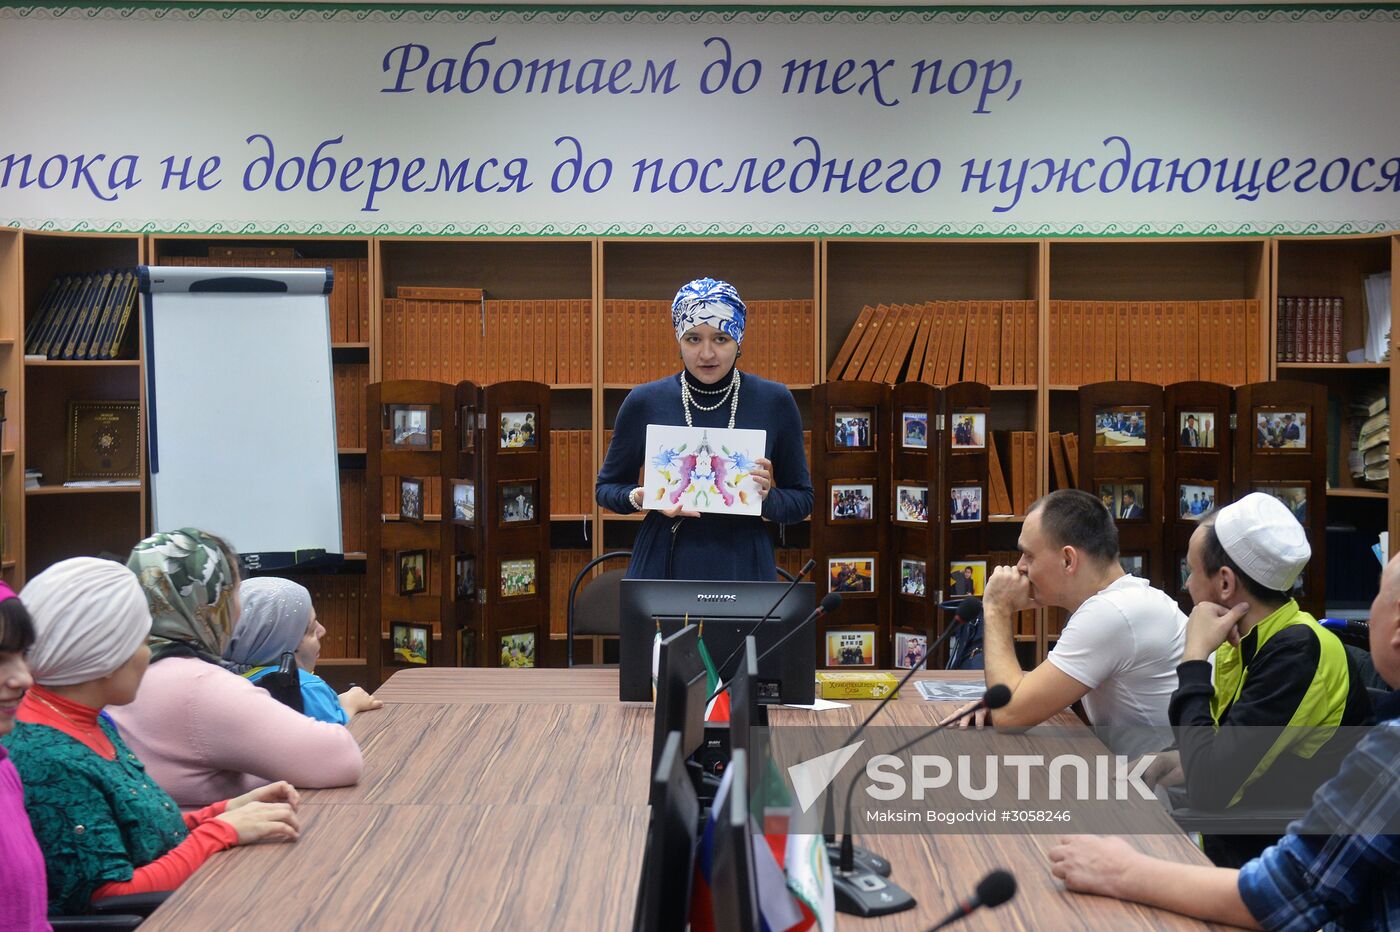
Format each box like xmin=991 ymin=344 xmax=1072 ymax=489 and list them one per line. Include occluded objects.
xmin=620 ymin=579 xmax=817 ymax=705
xmin=632 ymin=730 xmax=700 ymax=932
xmin=650 ymin=624 xmax=706 ymax=803
xmin=709 ymin=748 xmax=761 ymax=932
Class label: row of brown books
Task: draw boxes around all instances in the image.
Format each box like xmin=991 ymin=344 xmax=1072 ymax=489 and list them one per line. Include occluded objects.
xmin=829 ymin=301 xmax=1039 ymax=386
xmin=24 ymin=270 xmax=140 ymax=360
xmin=161 ymin=251 xmax=371 ymax=345
xmin=339 ymin=469 xmax=366 ymax=554
xmin=602 ymin=299 xmax=816 ymax=386
xmin=1047 ymin=432 xmax=1082 ymax=492
xmin=986 ymin=431 xmax=1039 ymax=516
xmin=1049 ymin=299 xmax=1264 ymax=387
xmin=1277 ymin=296 xmax=1344 ymax=363
xmin=549 ymin=430 xmax=596 ymax=518
xmin=381 ymin=292 xmax=594 ymax=385
xmin=289 ymin=574 xmax=367 ymax=660
xmin=333 ymin=362 xmax=371 ymax=450
xmin=548 ymin=548 xmax=593 ymax=637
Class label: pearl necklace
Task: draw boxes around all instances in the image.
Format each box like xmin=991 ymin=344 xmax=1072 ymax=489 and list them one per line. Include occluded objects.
xmin=681 ymin=369 xmax=741 ymax=429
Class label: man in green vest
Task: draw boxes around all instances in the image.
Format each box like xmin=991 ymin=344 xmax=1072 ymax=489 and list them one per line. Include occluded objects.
xmin=1144 ymin=492 xmax=1371 ymax=867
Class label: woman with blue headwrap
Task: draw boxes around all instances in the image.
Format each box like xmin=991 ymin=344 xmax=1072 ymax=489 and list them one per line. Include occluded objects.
xmin=596 ymin=277 xmax=814 ymax=580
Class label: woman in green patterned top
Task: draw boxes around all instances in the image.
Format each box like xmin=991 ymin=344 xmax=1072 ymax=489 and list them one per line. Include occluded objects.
xmin=3 ymin=557 xmax=302 ymax=916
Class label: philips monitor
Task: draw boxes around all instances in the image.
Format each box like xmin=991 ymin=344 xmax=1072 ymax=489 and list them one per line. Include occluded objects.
xmin=620 ymin=579 xmax=816 ymax=705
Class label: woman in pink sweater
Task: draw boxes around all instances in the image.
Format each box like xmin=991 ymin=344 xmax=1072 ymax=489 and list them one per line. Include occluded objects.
xmin=109 ymin=529 xmax=362 ymax=807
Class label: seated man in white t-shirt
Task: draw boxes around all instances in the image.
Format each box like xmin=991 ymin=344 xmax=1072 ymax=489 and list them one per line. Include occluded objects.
xmin=952 ymin=489 xmax=1186 ymax=757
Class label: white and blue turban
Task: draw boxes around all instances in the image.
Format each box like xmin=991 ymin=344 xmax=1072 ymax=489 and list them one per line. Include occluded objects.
xmin=671 ymin=277 xmax=746 ymax=344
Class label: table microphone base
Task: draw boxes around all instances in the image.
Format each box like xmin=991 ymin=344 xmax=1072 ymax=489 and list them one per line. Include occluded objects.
xmin=826 ymin=840 xmax=891 ymax=877
xmin=833 ymin=867 xmax=916 ymax=917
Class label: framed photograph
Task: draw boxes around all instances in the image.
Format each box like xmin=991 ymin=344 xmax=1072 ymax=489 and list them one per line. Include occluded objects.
xmin=825 ymin=629 xmax=876 ymax=667
xmin=1118 ymin=553 xmax=1147 ymax=579
xmin=899 ymin=558 xmax=927 ymax=598
xmin=829 ymin=482 xmax=874 ymax=522
xmin=895 ymin=632 xmax=929 ymax=670
xmin=948 ymin=560 xmax=986 ymax=598
xmin=388 ymin=404 xmax=432 ymax=450
xmin=832 ymin=409 xmax=874 ymax=451
xmin=950 ymin=485 xmax=983 ymax=524
xmin=500 ymin=630 xmax=537 ymax=669
xmin=1177 ymin=410 xmax=1217 ymax=450
xmin=399 ymin=477 xmax=424 ymax=522
xmin=391 ymin=621 xmax=430 ymax=666
xmin=500 ymin=557 xmax=538 ymax=599
xmin=500 ymin=480 xmax=539 ymax=526
xmin=1177 ymin=481 xmax=1218 ymax=521
xmin=451 ymin=479 xmax=476 ymax=526
xmin=828 ymin=556 xmax=876 ymax=596
xmin=1098 ymin=480 xmax=1146 ymax=520
xmin=459 ymin=405 xmax=476 ymax=453
xmin=454 ymin=554 xmax=476 ymax=602
xmin=499 ymin=410 xmax=538 ymax=450
xmin=1254 ymin=482 xmax=1309 ymax=524
xmin=458 ymin=626 xmax=477 ymax=666
xmin=1254 ymin=407 xmax=1309 ymax=451
xmin=1095 ymin=406 xmax=1149 ymax=449
xmin=901 ymin=411 xmax=929 ymax=450
xmin=894 ymin=484 xmax=929 ymax=524
xmin=396 ymin=549 xmax=428 ymax=596
xmin=66 ymin=400 xmax=141 ymax=481
xmin=950 ymin=411 xmax=987 ymax=451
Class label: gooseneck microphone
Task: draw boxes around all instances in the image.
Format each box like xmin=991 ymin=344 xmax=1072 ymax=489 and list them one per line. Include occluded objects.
xmin=832 ymin=685 xmax=1012 ymax=917
xmin=705 ymin=591 xmax=841 ymax=705
xmin=928 ymin=869 xmax=1017 ymax=929
xmin=823 ymin=596 xmax=980 ymax=879
xmin=710 ymin=558 xmax=816 ymax=683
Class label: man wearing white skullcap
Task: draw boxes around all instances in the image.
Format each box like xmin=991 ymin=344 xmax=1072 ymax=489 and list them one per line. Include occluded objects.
xmin=1142 ymin=492 xmax=1371 ymax=868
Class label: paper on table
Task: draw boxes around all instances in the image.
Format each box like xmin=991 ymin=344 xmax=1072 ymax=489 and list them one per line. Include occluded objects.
xmin=783 ymin=697 xmax=850 ymax=711
xmin=914 ymin=681 xmax=987 ymax=702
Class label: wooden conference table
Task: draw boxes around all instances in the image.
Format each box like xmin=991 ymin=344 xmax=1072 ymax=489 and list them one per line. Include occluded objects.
xmin=145 ymin=668 xmax=1239 ymax=930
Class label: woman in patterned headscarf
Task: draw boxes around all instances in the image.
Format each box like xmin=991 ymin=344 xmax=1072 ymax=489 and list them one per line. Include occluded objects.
xmin=108 ymin=529 xmax=363 ymax=807
xmin=596 ymin=277 xmax=813 ymax=581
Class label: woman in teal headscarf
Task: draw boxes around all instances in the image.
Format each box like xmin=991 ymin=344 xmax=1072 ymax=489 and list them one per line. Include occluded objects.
xmin=223 ymin=577 xmax=381 ymax=725
xmin=108 ymin=529 xmax=363 ymax=807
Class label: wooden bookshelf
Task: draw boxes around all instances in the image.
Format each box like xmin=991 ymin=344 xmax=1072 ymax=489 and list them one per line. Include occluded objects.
xmin=16 ymin=231 xmax=146 ymax=584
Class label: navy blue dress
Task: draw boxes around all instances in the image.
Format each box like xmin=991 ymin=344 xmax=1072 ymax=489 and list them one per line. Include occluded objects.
xmin=596 ymin=369 xmax=814 ymax=581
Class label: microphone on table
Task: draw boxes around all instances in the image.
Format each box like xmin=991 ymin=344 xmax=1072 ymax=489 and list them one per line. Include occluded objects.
xmin=833 ymin=685 xmax=1013 ymax=917
xmin=927 ymin=869 xmax=1017 ymax=929
xmin=704 ymin=591 xmax=840 ymax=706
xmin=710 ymin=558 xmax=815 ymax=683
xmin=822 ymin=595 xmax=983 ymax=877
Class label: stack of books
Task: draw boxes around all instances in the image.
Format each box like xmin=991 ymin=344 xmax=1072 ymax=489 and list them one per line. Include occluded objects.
xmin=829 ymin=300 xmax=1038 ymax=386
xmin=1351 ymin=391 xmax=1389 ymax=488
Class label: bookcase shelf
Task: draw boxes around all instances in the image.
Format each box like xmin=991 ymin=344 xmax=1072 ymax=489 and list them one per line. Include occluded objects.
xmin=26 ymin=486 xmax=140 ymax=496
xmin=1328 ymin=488 xmax=1388 ymax=500
xmin=1278 ymin=362 xmax=1389 ymax=371
xmin=24 ymin=359 xmax=141 ymax=368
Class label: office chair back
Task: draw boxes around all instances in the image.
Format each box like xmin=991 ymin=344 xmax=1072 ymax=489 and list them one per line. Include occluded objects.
xmin=567 ymin=550 xmax=632 ymax=666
